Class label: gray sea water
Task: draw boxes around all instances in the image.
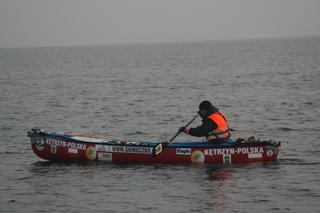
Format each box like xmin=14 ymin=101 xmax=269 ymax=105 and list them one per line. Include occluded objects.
xmin=0 ymin=38 xmax=320 ymax=212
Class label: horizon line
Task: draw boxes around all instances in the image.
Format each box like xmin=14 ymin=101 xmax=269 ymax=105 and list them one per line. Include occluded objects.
xmin=1 ymin=34 xmax=320 ymax=50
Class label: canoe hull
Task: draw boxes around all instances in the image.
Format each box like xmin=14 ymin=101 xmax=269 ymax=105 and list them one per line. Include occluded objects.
xmin=28 ymin=128 xmax=281 ymax=164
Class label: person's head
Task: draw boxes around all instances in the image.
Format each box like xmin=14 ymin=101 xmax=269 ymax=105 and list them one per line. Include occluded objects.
xmin=198 ymin=100 xmax=217 ymax=117
xmin=198 ymin=100 xmax=212 ymax=117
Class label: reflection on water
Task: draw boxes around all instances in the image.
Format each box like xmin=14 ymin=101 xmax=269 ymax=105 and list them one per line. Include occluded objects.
xmin=209 ymin=166 xmax=234 ymax=181
xmin=207 ymin=166 xmax=236 ymax=211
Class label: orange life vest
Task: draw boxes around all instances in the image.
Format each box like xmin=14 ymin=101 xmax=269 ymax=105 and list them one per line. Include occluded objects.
xmin=206 ymin=112 xmax=230 ymax=141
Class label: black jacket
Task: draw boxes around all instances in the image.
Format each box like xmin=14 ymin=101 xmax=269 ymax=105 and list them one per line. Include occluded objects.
xmin=189 ymin=105 xmax=219 ymax=137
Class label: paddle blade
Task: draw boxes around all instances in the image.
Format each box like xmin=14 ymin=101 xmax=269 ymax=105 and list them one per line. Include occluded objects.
xmin=152 ymin=143 xmax=163 ymax=157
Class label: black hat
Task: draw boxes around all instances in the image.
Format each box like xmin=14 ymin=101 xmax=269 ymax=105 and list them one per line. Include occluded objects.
xmin=199 ymin=100 xmax=212 ymax=110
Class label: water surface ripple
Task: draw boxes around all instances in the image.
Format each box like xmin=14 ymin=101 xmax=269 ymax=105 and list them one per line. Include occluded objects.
xmin=0 ymin=38 xmax=320 ymax=212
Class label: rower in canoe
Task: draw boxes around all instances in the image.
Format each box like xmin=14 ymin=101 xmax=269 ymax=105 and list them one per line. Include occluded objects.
xmin=27 ymin=100 xmax=281 ymax=163
xmin=179 ymin=100 xmax=231 ymax=144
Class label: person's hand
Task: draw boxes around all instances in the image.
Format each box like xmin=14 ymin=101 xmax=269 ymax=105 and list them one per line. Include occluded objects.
xmin=179 ymin=127 xmax=186 ymax=133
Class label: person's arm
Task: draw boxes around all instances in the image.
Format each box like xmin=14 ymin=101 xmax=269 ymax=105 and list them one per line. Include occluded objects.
xmin=186 ymin=119 xmax=217 ymax=137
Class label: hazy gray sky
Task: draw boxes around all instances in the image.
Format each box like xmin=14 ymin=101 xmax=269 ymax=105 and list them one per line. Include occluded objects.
xmin=1 ymin=0 xmax=320 ymax=47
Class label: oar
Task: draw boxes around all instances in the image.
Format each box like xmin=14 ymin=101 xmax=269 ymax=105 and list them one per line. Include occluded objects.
xmin=152 ymin=114 xmax=198 ymax=157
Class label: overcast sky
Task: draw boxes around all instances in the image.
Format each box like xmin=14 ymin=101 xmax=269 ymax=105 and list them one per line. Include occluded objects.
xmin=1 ymin=0 xmax=320 ymax=48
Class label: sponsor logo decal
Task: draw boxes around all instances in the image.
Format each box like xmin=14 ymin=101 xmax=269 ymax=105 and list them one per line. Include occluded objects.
xmin=204 ymin=147 xmax=264 ymax=156
xmin=248 ymin=153 xmax=262 ymax=159
xmin=33 ymin=137 xmax=45 ymax=151
xmin=85 ymin=146 xmax=96 ymax=161
xmin=46 ymin=138 xmax=67 ymax=147
xmin=51 ymin=145 xmax=57 ymax=154
xmin=98 ymin=153 xmax=112 ymax=161
xmin=191 ymin=150 xmax=205 ymax=163
xmin=266 ymin=149 xmax=273 ymax=157
xmin=110 ymin=146 xmax=152 ymax=154
xmin=68 ymin=142 xmax=86 ymax=150
xmin=68 ymin=148 xmax=78 ymax=154
xmin=223 ymin=154 xmax=232 ymax=164
xmin=176 ymin=148 xmax=191 ymax=155
xmin=95 ymin=145 xmax=110 ymax=152
xmin=45 ymin=138 xmax=86 ymax=150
